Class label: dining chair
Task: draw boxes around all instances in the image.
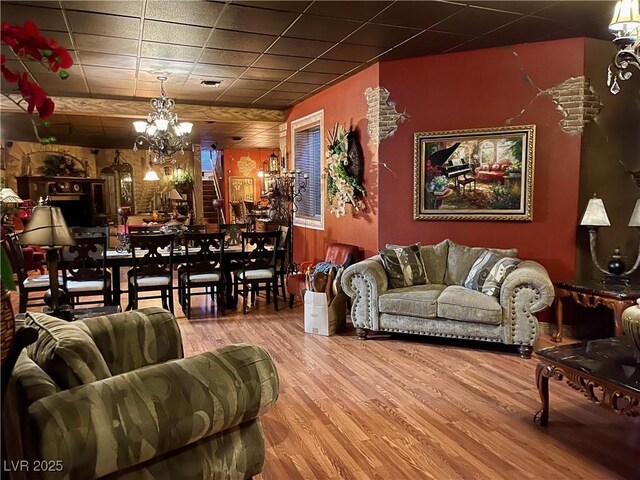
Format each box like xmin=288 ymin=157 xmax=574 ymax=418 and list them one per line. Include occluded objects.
xmin=234 ymin=231 xmax=280 ymax=314
xmin=179 ymin=232 xmax=225 ymax=318
xmin=219 ymin=223 xmax=246 ymax=247
xmin=61 ymin=232 xmax=111 ymax=308
xmin=128 ymin=225 xmax=162 ymax=234
xmin=184 ymin=224 xmax=207 ymax=233
xmin=127 ymin=233 xmax=174 ymax=314
xmin=276 ymin=225 xmax=290 ymax=301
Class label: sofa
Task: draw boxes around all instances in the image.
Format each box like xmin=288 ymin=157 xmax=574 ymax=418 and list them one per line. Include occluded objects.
xmin=475 ymin=162 xmax=511 ymax=182
xmin=341 ymin=239 xmax=554 ymax=358
xmin=3 ymin=307 xmax=279 ymax=480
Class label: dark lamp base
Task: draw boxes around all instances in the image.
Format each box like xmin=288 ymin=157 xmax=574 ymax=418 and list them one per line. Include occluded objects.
xmin=601 ymin=275 xmax=630 ymax=288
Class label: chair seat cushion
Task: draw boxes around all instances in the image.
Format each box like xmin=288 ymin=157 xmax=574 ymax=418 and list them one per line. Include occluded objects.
xmin=129 ymin=275 xmax=171 ymax=287
xmin=437 ymin=286 xmax=503 ymax=325
xmin=25 ymin=312 xmax=112 ymax=390
xmin=235 ymin=268 xmax=274 ymax=280
xmin=66 ymin=280 xmax=105 ymax=293
xmin=23 ymin=275 xmax=63 ymax=289
xmin=379 ymin=284 xmax=446 ymax=319
xmin=182 ymin=272 xmax=222 ymax=284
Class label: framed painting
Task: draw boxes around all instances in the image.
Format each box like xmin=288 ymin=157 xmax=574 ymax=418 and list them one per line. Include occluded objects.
xmin=413 ymin=125 xmax=535 ymax=221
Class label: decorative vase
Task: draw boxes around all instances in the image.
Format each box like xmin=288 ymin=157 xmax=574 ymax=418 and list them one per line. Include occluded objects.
xmin=622 ymin=299 xmax=640 ymax=363
xmin=1 ymin=286 xmax=15 ymax=365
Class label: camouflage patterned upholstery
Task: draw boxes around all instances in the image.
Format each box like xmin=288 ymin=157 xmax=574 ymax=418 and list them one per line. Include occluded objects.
xmin=5 ymin=309 xmax=279 ymax=480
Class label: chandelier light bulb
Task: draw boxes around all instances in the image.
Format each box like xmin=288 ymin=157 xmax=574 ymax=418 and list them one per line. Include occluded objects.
xmin=155 ymin=118 xmax=169 ymax=131
xmin=179 ymin=122 xmax=193 ymax=134
xmin=133 ymin=121 xmax=147 ymax=133
xmin=146 ymin=124 xmax=157 ymax=136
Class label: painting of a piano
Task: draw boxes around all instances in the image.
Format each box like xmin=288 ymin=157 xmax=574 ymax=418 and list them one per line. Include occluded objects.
xmin=413 ymin=125 xmax=535 ymax=221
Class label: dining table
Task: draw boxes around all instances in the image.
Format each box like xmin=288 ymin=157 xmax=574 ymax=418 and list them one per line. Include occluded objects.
xmin=105 ymin=245 xmax=284 ymax=309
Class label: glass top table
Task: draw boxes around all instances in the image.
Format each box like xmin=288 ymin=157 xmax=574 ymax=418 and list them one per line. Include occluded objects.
xmin=533 ymin=337 xmax=640 ymax=425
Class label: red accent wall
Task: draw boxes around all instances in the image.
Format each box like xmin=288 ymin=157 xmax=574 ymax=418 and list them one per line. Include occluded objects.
xmin=222 ymin=148 xmax=273 ymax=220
xmin=286 ymin=64 xmax=379 ymax=264
xmin=378 ymin=38 xmax=585 ymax=281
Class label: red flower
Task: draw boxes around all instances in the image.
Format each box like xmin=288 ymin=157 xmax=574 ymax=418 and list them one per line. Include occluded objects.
xmin=18 ymin=72 xmax=54 ymax=119
xmin=0 ymin=54 xmax=20 ymax=83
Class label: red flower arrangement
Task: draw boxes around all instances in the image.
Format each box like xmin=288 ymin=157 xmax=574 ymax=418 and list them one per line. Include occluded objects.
xmin=1 ymin=20 xmax=73 ymax=143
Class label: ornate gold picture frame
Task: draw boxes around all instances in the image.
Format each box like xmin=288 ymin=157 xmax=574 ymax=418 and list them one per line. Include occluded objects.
xmin=413 ymin=125 xmax=535 ymax=221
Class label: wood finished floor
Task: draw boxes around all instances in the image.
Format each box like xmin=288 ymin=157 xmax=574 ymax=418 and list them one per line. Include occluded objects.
xmin=15 ymin=290 xmax=640 ymax=479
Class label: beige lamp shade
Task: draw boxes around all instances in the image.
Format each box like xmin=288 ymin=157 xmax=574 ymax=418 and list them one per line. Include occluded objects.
xmin=629 ymin=199 xmax=640 ymax=227
xmin=168 ymin=189 xmax=183 ymax=201
xmin=610 ymin=0 xmax=640 ymax=32
xmin=0 ymin=188 xmax=23 ymax=204
xmin=580 ymin=197 xmax=611 ymax=227
xmin=18 ymin=206 xmax=76 ymax=247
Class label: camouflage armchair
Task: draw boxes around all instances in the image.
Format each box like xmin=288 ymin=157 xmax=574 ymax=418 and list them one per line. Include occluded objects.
xmin=3 ymin=307 xmax=279 ymax=480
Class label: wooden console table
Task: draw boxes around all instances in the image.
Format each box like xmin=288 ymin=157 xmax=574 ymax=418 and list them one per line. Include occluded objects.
xmin=534 ymin=337 xmax=639 ymax=426
xmin=552 ymin=280 xmax=638 ymax=343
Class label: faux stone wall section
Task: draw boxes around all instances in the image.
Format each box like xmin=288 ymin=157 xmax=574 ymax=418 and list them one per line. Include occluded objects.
xmin=542 ymin=76 xmax=603 ymax=134
xmin=364 ymin=86 xmax=408 ymax=145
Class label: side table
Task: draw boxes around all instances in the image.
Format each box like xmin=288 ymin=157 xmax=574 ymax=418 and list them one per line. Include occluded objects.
xmin=553 ymin=280 xmax=638 ymax=343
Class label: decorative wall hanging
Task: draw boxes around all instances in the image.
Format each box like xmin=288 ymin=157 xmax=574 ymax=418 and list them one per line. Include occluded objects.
xmin=413 ymin=125 xmax=535 ymax=221
xmin=325 ymin=123 xmax=366 ymax=218
xmin=236 ymin=155 xmax=257 ymax=177
xmin=36 ymin=153 xmax=88 ymax=177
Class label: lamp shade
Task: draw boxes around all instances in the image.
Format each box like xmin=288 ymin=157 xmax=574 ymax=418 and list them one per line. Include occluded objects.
xmin=133 ymin=121 xmax=147 ymax=133
xmin=143 ymin=167 xmax=160 ymax=181
xmin=18 ymin=206 xmax=75 ymax=247
xmin=168 ymin=189 xmax=183 ymax=201
xmin=0 ymin=188 xmax=23 ymax=204
xmin=610 ymin=0 xmax=640 ymax=31
xmin=580 ymin=197 xmax=611 ymax=227
xmin=629 ymin=199 xmax=640 ymax=227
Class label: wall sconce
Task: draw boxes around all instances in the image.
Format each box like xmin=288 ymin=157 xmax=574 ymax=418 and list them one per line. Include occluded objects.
xmin=580 ymin=194 xmax=640 ymax=286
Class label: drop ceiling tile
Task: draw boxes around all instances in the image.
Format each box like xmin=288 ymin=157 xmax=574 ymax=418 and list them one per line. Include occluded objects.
xmin=252 ymin=54 xmax=311 ymax=70
xmin=302 ymin=58 xmax=361 ymax=75
xmin=40 ymin=31 xmax=74 ymax=50
xmin=138 ymin=58 xmax=195 ymax=74
xmin=305 ymin=1 xmax=392 ymax=21
xmin=217 ymin=4 xmax=298 ymax=35
xmin=288 ymin=71 xmax=340 ymax=84
xmin=145 ymin=1 xmax=224 ymax=26
xmin=136 ymin=75 xmax=187 ymax=87
xmin=207 ymin=29 xmax=277 ymax=53
xmin=84 ymin=65 xmax=136 ymax=80
xmin=267 ymin=37 xmax=335 ymax=57
xmin=143 ymin=20 xmax=211 ymax=46
xmin=1 ymin=5 xmax=67 ymax=31
xmin=78 ymin=52 xmax=138 ymax=69
xmin=321 ymin=42 xmax=388 ymax=62
xmin=200 ymin=49 xmax=260 ymax=67
xmin=381 ymin=30 xmax=471 ymax=60
xmin=232 ymin=1 xmax=311 ymax=12
xmin=466 ymin=1 xmax=556 ymax=15
xmin=141 ymin=42 xmax=203 ymax=62
xmin=63 ymin=1 xmax=142 ymax=17
xmin=344 ymin=23 xmax=423 ymax=47
xmin=88 ymin=87 xmax=134 ymax=98
xmin=67 ymin=11 xmax=141 ymax=38
xmin=232 ymin=78 xmax=281 ymax=90
xmin=260 ymin=90 xmax=303 ymax=101
xmin=219 ymin=88 xmax=264 ymax=98
xmin=433 ymin=6 xmax=521 ymax=36
xmin=88 ymin=78 xmax=136 ymax=89
xmin=252 ymin=98 xmax=291 ymax=108
xmin=272 ymin=82 xmax=322 ymax=93
xmin=74 ymin=34 xmax=139 ymax=56
xmin=483 ymin=16 xmax=566 ymax=44
xmin=532 ymin=0 xmax=612 ymax=28
xmin=242 ymin=68 xmax=294 ymax=81
xmin=284 ymin=14 xmax=363 ymax=42
xmin=192 ymin=63 xmax=246 ymax=77
xmin=372 ymin=2 xmax=466 ymax=29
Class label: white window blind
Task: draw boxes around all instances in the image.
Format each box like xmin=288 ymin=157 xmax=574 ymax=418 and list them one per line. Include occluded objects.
xmin=294 ymin=125 xmax=322 ymax=223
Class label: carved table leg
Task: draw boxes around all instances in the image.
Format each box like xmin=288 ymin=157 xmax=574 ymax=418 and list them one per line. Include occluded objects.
xmin=534 ymin=362 xmax=550 ymax=426
xmin=355 ymin=327 xmax=368 ymax=340
xmin=552 ymin=294 xmax=563 ymax=343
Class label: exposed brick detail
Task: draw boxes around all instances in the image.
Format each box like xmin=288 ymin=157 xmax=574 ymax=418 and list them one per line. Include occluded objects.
xmin=542 ymin=76 xmax=603 ymax=134
xmin=364 ymin=86 xmax=409 ymax=145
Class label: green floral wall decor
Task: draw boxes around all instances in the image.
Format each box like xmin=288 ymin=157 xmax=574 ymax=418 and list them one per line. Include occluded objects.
xmin=325 ymin=123 xmax=366 ymax=218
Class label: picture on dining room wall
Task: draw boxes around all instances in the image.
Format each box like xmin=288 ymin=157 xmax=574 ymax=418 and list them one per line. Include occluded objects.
xmin=413 ymin=125 xmax=535 ymax=221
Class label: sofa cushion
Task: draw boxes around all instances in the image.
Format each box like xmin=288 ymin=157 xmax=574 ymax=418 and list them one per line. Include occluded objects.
xmin=419 ymin=240 xmax=449 ymax=284
xmin=444 ymin=241 xmax=518 ymax=286
xmin=464 ymin=250 xmax=521 ymax=297
xmin=437 ymin=286 xmax=503 ymax=325
xmin=379 ymin=244 xmax=427 ymax=289
xmin=379 ymin=284 xmax=446 ymax=319
xmin=26 ymin=312 xmax=111 ymax=390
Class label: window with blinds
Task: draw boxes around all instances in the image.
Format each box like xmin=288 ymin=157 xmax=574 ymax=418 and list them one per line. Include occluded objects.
xmin=293 ymin=124 xmax=322 ymax=228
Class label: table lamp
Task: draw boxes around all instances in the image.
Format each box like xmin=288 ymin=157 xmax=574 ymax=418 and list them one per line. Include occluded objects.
xmin=580 ymin=194 xmax=640 ymax=286
xmin=18 ymin=202 xmax=75 ymax=316
xmin=0 ymin=187 xmax=23 ymax=230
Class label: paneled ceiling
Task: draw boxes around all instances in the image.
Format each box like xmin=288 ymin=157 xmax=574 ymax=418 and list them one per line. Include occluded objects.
xmin=0 ymin=0 xmax=616 ymax=149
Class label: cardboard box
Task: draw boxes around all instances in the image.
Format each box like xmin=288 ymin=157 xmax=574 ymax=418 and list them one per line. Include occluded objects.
xmin=304 ymin=291 xmax=347 ymax=336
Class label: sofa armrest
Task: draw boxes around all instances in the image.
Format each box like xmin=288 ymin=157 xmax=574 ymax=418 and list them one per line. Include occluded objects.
xmin=77 ymin=307 xmax=183 ymax=376
xmin=341 ymin=256 xmax=387 ymax=330
xmin=28 ymin=343 xmax=279 ymax=480
xmin=499 ymin=260 xmax=555 ymax=345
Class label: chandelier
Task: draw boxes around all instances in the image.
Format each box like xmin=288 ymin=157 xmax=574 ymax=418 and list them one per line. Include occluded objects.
xmin=607 ymin=0 xmax=640 ymax=94
xmin=132 ymin=76 xmax=193 ymax=164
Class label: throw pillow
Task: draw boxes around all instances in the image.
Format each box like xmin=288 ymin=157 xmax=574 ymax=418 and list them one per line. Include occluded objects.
xmin=445 ymin=240 xmax=518 ymax=286
xmin=26 ymin=312 xmax=112 ymax=390
xmin=379 ymin=244 xmax=427 ymax=289
xmin=464 ymin=250 xmax=521 ymax=297
xmin=419 ymin=239 xmax=449 ymax=284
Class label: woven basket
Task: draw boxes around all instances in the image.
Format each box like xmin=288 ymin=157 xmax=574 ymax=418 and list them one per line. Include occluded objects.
xmin=1 ymin=287 xmax=15 ymax=365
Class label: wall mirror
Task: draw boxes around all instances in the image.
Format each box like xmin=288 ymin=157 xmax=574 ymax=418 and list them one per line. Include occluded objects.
xmin=100 ymin=150 xmax=134 ymax=221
